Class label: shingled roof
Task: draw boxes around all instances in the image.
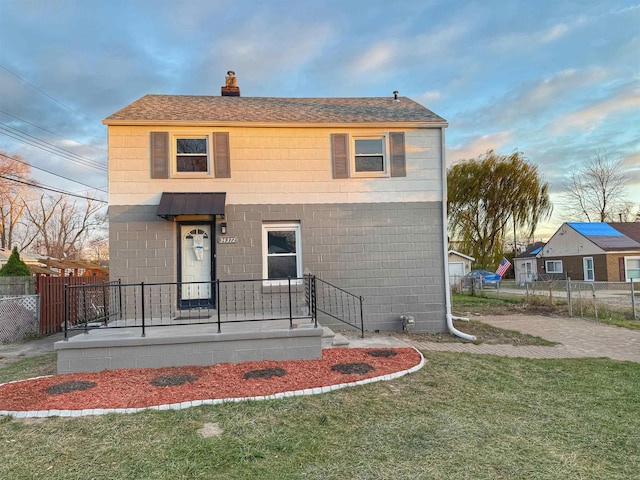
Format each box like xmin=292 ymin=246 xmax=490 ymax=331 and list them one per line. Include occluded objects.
xmin=568 ymin=222 xmax=640 ymax=251
xmin=103 ymin=95 xmax=447 ymax=125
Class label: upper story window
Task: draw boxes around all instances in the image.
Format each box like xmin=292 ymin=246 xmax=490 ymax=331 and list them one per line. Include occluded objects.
xmin=331 ymin=132 xmax=405 ymax=179
xmin=176 ymin=137 xmax=209 ymax=174
xmin=353 ymin=137 xmax=387 ymax=176
xmin=150 ymin=132 xmax=230 ymax=179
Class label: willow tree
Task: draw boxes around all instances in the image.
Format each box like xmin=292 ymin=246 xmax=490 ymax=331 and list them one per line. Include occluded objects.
xmin=447 ymin=150 xmax=552 ymax=268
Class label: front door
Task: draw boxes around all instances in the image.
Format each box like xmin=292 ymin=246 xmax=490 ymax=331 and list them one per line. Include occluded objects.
xmin=180 ymin=225 xmax=214 ymax=308
xmin=524 ymin=261 xmax=533 ymax=282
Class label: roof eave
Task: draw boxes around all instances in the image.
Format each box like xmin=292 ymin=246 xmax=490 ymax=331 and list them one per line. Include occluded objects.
xmin=102 ymin=119 xmax=449 ymax=128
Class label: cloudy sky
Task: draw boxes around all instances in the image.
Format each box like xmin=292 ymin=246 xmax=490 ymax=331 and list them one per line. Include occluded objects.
xmin=0 ymin=0 xmax=638 ymax=238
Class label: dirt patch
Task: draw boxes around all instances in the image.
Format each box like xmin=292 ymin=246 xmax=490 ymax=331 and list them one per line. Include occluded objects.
xmin=400 ymin=320 xmax=557 ymax=346
xmin=45 ymin=380 xmax=97 ymax=395
xmin=331 ymin=363 xmax=374 ymax=375
xmin=340 ymin=318 xmax=557 ymax=346
xmin=243 ymin=367 xmax=286 ymax=380
xmin=453 ymin=302 xmax=566 ymax=318
xmin=367 ymin=349 xmax=398 ymax=358
xmin=198 ymin=422 xmax=223 ymax=438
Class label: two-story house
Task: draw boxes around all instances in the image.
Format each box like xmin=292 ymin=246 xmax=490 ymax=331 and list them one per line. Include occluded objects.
xmin=103 ymin=72 xmax=450 ymax=333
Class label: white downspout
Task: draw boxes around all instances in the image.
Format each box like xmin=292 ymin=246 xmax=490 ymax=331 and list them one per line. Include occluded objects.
xmin=440 ymin=127 xmax=476 ymax=341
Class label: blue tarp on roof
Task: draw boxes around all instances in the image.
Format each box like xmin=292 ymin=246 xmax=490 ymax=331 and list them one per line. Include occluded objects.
xmin=531 ymin=247 xmax=542 ymax=255
xmin=568 ymin=222 xmax=623 ymax=237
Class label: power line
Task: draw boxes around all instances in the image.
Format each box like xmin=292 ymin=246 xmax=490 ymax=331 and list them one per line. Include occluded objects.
xmin=0 ymin=64 xmax=104 ymax=128
xmin=0 ymin=174 xmax=107 ymax=203
xmin=0 ymin=152 xmax=107 ymax=193
xmin=0 ymin=125 xmax=107 ymax=172
xmin=0 ymin=122 xmax=106 ymax=169
xmin=0 ymin=109 xmax=107 ymax=153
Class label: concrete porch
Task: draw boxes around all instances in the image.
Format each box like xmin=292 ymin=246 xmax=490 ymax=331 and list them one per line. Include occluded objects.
xmin=55 ymin=317 xmax=336 ymax=374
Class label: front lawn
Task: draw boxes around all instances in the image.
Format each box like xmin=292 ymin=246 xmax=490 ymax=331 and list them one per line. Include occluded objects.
xmin=1 ymin=352 xmax=638 ymax=479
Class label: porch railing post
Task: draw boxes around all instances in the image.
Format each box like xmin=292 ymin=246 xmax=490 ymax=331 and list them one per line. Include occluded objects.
xmin=216 ymin=279 xmax=221 ymax=333
xmin=64 ymin=284 xmax=69 ymax=340
xmin=312 ymin=275 xmax=317 ymax=328
xmin=288 ymin=276 xmax=293 ymax=329
xmin=118 ymin=279 xmax=123 ymax=320
xmin=359 ymin=295 xmax=364 ymax=338
xmin=140 ymin=282 xmax=146 ymax=337
xmin=102 ymin=281 xmax=107 ymax=325
xmin=82 ymin=282 xmax=88 ymax=334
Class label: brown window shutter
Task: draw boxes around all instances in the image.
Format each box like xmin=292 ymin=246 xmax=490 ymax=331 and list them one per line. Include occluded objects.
xmin=331 ymin=133 xmax=349 ymax=179
xmin=213 ymin=132 xmax=231 ymax=178
xmin=150 ymin=132 xmax=169 ymax=179
xmin=619 ymin=257 xmax=625 ymax=281
xmin=390 ymin=132 xmax=406 ymax=177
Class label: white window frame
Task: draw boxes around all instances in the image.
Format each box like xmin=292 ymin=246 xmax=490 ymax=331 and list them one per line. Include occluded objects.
xmin=262 ymin=222 xmax=302 ymax=285
xmin=625 ymin=256 xmax=640 ymax=282
xmin=545 ymin=260 xmax=563 ymax=274
xmin=173 ymin=135 xmax=210 ymax=176
xmin=351 ymin=135 xmax=389 ymax=178
xmin=583 ymin=256 xmax=594 ymax=281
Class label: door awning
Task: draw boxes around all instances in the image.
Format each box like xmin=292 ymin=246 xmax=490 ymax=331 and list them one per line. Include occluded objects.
xmin=157 ymin=192 xmax=226 ymax=220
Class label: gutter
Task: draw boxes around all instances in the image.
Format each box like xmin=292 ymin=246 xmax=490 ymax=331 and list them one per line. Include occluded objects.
xmin=440 ymin=127 xmax=476 ymax=341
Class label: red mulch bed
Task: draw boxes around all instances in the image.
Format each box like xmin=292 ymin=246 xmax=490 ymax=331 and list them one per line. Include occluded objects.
xmin=0 ymin=348 xmax=421 ymax=412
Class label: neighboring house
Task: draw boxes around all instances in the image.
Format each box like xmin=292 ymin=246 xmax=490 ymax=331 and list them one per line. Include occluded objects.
xmin=0 ymin=249 xmax=107 ymax=277
xmin=447 ymin=250 xmax=474 ymax=285
xmin=102 ymin=73 xmax=450 ymax=332
xmin=537 ymin=222 xmax=640 ymax=282
xmin=513 ymin=242 xmax=544 ymax=285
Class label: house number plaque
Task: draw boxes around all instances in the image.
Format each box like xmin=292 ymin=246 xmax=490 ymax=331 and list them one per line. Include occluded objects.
xmin=218 ymin=236 xmax=238 ymax=244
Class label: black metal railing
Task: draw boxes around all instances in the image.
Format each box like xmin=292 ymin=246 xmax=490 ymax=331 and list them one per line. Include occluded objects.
xmin=64 ymin=275 xmax=364 ymax=339
xmin=64 ymin=276 xmax=308 ymax=337
xmin=313 ymin=277 xmax=364 ymax=338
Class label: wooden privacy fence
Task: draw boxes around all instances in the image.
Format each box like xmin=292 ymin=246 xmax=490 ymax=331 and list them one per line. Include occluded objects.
xmin=39 ymin=276 xmax=109 ymax=334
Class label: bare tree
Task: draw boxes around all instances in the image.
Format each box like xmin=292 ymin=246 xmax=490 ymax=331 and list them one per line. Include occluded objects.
xmin=0 ymin=151 xmax=32 ymax=250
xmin=23 ymin=193 xmax=104 ymax=259
xmin=617 ymin=202 xmax=640 ymax=222
xmin=561 ymin=151 xmax=628 ymax=222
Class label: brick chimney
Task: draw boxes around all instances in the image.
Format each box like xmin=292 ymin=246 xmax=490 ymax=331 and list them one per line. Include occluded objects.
xmin=221 ymin=71 xmax=240 ymax=96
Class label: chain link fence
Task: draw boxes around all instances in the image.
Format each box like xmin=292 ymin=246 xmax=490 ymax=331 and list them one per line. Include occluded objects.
xmin=0 ymin=295 xmax=40 ymax=343
xmin=459 ymin=278 xmax=639 ymax=321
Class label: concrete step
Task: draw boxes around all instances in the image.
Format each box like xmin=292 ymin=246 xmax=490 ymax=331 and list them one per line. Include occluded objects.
xmin=321 ymin=327 xmax=351 ymax=348
xmin=332 ymin=333 xmax=351 ymax=347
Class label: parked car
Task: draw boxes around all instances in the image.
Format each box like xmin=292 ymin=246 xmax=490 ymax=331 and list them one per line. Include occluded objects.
xmin=463 ymin=270 xmax=502 ymax=288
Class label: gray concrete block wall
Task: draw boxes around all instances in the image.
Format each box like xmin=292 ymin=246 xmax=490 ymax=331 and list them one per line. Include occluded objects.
xmin=109 ymin=205 xmax=176 ymax=285
xmin=109 ymin=202 xmax=446 ymax=333
xmin=218 ymin=202 xmax=446 ymax=333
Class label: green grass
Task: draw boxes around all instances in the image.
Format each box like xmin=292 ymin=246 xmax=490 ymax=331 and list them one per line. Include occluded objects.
xmin=0 ymin=352 xmax=57 ymax=384
xmin=1 ymin=352 xmax=638 ymax=479
xmin=452 ymin=292 xmax=523 ymax=307
xmin=570 ymin=301 xmax=640 ymax=331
